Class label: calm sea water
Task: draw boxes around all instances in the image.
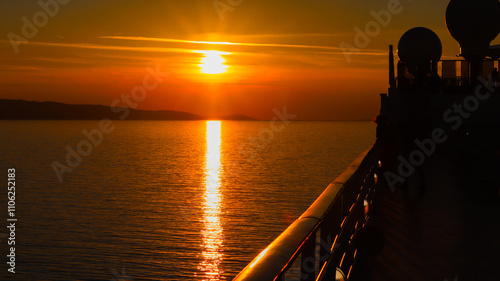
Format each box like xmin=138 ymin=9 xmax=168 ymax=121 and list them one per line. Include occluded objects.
xmin=0 ymin=121 xmax=374 ymax=280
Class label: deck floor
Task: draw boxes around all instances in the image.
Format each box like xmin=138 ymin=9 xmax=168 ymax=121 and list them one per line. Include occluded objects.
xmin=370 ymin=152 xmax=500 ymax=281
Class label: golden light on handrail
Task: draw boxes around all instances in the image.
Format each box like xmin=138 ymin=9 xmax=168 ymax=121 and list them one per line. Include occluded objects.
xmin=249 ymin=247 xmax=270 ymax=269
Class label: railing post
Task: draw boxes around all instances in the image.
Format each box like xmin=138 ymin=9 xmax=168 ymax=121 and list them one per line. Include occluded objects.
xmin=300 ymin=232 xmax=316 ymax=281
xmin=319 ymin=228 xmax=330 ymax=270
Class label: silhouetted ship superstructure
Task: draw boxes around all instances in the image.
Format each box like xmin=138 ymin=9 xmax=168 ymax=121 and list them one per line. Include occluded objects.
xmin=233 ymin=0 xmax=500 ymax=280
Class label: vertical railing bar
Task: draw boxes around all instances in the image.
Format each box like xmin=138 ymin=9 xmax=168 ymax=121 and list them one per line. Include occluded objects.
xmin=300 ymin=231 xmax=316 ymax=281
xmin=319 ymin=226 xmax=329 ymax=270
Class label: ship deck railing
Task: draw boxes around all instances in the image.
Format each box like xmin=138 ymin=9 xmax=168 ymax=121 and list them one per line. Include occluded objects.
xmin=396 ymin=59 xmax=500 ymax=93
xmin=233 ymin=144 xmax=379 ymax=281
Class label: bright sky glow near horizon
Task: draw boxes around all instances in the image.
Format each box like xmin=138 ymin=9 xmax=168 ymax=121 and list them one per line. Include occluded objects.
xmin=1 ymin=0 xmax=499 ymax=120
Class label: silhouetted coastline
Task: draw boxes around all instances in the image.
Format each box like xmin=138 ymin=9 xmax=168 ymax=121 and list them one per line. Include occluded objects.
xmin=0 ymin=99 xmax=256 ymax=121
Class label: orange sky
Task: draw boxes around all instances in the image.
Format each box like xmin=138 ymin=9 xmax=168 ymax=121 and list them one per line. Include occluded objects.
xmin=1 ymin=0 xmax=499 ymax=120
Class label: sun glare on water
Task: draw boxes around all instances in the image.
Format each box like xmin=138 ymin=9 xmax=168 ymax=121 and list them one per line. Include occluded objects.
xmin=199 ymin=120 xmax=223 ymax=280
xmin=198 ymin=51 xmax=230 ymax=74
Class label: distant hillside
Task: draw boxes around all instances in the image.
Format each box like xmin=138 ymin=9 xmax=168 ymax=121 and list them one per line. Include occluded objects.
xmin=0 ymin=99 xmax=256 ymax=121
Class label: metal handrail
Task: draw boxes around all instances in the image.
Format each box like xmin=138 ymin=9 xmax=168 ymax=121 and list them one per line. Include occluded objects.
xmin=233 ymin=144 xmax=379 ymax=281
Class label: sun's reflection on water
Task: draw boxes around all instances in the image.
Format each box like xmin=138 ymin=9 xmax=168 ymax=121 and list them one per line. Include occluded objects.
xmin=199 ymin=121 xmax=223 ymax=280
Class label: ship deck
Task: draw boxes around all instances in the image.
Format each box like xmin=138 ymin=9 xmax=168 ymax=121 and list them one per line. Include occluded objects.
xmin=370 ymin=151 xmax=500 ymax=281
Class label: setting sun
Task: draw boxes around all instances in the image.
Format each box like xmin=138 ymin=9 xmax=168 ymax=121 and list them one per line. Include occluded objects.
xmin=199 ymin=51 xmax=230 ymax=74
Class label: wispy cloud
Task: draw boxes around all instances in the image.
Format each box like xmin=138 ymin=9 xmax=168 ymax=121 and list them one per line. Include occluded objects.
xmin=100 ymin=36 xmax=237 ymax=46
xmin=0 ymin=40 xmax=194 ymax=54
xmin=98 ymin=36 xmax=389 ymax=58
xmin=229 ymin=33 xmax=343 ymax=38
xmin=1 ymin=36 xmax=387 ymax=58
xmin=100 ymin=36 xmax=355 ymax=52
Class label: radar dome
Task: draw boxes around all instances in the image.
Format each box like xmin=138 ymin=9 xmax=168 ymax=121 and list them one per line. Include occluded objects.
xmin=446 ymin=0 xmax=500 ymax=51
xmin=397 ymin=27 xmax=442 ymax=63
